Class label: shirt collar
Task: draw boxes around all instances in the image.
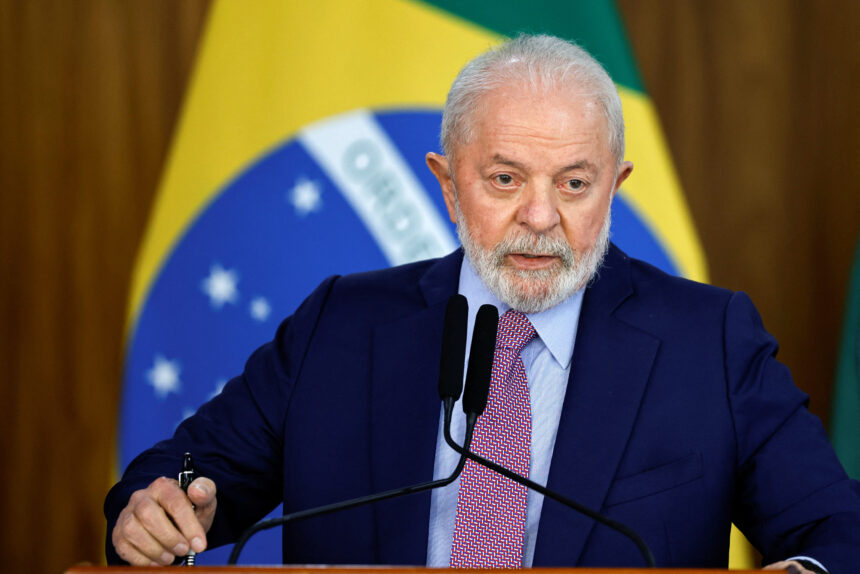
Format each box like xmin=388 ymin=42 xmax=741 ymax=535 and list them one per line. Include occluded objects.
xmin=458 ymin=256 xmax=584 ymax=370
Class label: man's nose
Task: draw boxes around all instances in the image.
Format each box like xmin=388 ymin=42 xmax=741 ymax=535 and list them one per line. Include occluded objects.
xmin=517 ymin=182 xmax=560 ymax=233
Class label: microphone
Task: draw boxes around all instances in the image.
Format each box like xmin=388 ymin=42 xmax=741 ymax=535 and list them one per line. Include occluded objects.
xmin=438 ymin=293 xmax=468 ymax=407
xmin=228 ymin=294 xmax=475 ymax=565
xmin=443 ymin=306 xmax=657 ymax=569
xmin=462 ymin=304 xmax=499 ymax=423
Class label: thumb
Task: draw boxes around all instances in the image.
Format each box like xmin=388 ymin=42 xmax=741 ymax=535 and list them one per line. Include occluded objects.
xmin=187 ymin=477 xmax=217 ymax=508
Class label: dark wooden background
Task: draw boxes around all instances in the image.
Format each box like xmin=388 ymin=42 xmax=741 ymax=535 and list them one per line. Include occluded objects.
xmin=2 ymin=1 xmax=858 ymax=572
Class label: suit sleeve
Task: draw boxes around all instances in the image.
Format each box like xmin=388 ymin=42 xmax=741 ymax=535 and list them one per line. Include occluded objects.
xmin=104 ymin=275 xmax=339 ymax=564
xmin=725 ymin=291 xmax=860 ymax=572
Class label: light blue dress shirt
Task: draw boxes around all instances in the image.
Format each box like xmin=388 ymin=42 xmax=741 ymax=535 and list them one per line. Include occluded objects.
xmin=426 ymin=257 xmax=584 ymax=567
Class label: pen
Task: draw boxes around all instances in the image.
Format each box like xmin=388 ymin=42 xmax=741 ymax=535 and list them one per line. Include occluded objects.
xmin=178 ymin=452 xmax=197 ymax=566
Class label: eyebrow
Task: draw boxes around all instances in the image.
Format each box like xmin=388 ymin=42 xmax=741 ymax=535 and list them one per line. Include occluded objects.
xmin=491 ymin=154 xmax=598 ymax=175
xmin=560 ymin=160 xmax=598 ymax=174
xmin=491 ymin=154 xmax=527 ymax=170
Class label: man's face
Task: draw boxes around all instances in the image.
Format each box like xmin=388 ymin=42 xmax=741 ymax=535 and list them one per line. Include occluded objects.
xmin=427 ymin=85 xmax=633 ymax=313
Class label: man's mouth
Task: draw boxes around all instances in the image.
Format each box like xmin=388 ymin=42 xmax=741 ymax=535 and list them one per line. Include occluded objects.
xmin=508 ymin=253 xmax=558 ymax=269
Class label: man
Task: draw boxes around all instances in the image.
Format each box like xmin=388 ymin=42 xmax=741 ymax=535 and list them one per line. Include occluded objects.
xmin=106 ymin=35 xmax=860 ymax=572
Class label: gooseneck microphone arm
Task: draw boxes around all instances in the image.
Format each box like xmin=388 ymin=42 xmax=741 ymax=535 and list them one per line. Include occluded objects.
xmin=448 ymin=303 xmax=656 ymax=568
xmin=228 ymin=295 xmax=475 ymax=565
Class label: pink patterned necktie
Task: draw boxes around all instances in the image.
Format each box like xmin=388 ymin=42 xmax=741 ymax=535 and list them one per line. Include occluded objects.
xmin=450 ymin=309 xmax=537 ymax=568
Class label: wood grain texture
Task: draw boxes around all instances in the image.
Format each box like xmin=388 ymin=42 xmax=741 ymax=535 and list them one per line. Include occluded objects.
xmin=1 ymin=1 xmax=858 ymax=572
xmin=0 ymin=1 xmax=209 ymax=572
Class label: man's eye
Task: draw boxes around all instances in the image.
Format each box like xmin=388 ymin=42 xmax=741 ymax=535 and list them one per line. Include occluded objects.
xmin=494 ymin=174 xmax=515 ymax=186
xmin=565 ymin=179 xmax=585 ymax=191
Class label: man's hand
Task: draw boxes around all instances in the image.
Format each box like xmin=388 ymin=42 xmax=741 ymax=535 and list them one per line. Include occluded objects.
xmin=111 ymin=475 xmax=217 ymax=566
xmin=763 ymin=560 xmax=821 ymax=574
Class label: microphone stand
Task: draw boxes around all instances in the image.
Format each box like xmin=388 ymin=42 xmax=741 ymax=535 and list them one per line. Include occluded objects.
xmin=227 ymin=397 xmax=473 ymax=564
xmin=443 ymin=415 xmax=657 ymax=568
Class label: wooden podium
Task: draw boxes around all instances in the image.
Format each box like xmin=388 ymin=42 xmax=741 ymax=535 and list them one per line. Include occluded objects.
xmin=64 ymin=567 xmax=778 ymax=573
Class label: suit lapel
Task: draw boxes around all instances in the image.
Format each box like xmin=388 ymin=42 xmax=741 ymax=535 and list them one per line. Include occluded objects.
xmin=369 ymin=251 xmax=462 ymax=564
xmin=534 ymin=247 xmax=660 ymax=566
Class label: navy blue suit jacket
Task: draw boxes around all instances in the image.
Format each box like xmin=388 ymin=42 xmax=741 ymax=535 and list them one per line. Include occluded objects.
xmin=106 ymin=245 xmax=860 ymax=570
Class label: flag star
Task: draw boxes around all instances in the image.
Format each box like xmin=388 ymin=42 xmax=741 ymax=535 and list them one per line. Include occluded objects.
xmin=174 ymin=406 xmax=197 ymax=430
xmin=209 ymin=378 xmax=227 ymax=399
xmin=289 ymin=177 xmax=323 ymax=216
xmin=201 ymin=264 xmax=239 ymax=308
xmin=147 ymin=355 xmax=182 ymax=399
xmin=250 ymin=296 xmax=272 ymax=322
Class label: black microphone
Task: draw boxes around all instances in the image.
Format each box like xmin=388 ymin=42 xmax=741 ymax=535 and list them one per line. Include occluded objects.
xmin=443 ymin=306 xmax=657 ymax=569
xmin=228 ymin=294 xmax=473 ymax=565
xmin=462 ymin=304 xmax=499 ymax=421
xmin=438 ymin=294 xmax=468 ymax=406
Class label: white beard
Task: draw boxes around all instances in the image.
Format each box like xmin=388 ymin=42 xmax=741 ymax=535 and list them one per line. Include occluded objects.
xmin=455 ymin=199 xmax=611 ymax=314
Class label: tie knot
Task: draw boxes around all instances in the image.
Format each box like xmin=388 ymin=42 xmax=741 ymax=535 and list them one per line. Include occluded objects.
xmin=496 ymin=310 xmax=537 ymax=353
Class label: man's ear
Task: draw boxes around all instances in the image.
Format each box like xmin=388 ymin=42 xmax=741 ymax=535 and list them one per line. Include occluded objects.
xmin=426 ymin=152 xmax=458 ymax=223
xmin=611 ymin=160 xmax=634 ymax=199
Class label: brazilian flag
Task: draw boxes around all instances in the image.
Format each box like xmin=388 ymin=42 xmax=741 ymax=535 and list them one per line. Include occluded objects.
xmin=832 ymin=237 xmax=860 ymax=479
xmin=119 ymin=0 xmax=749 ymax=566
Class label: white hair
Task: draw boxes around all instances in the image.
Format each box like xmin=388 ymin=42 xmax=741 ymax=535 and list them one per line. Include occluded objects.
xmin=440 ymin=34 xmax=625 ymax=165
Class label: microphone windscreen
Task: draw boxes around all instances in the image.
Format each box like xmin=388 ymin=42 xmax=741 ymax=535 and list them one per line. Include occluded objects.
xmin=438 ymin=294 xmax=468 ymax=401
xmin=463 ymin=304 xmax=498 ymax=416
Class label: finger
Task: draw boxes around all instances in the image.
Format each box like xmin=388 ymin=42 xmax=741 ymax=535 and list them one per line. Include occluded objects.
xmin=187 ymin=476 xmax=216 ymax=509
xmin=149 ymin=476 xmax=207 ymax=551
xmin=187 ymin=477 xmax=218 ymax=538
xmin=123 ymin=512 xmax=178 ymax=565
xmin=112 ymin=535 xmax=152 ymax=567
xmin=131 ymin=486 xmax=193 ymax=558
xmin=113 ymin=507 xmax=175 ymax=566
xmin=113 ymin=511 xmax=152 ymax=566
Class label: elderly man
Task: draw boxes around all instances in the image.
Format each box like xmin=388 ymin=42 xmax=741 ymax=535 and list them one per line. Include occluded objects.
xmin=106 ymin=35 xmax=860 ymax=572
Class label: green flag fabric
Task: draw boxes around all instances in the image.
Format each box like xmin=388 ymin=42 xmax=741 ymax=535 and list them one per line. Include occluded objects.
xmin=832 ymin=237 xmax=860 ymax=479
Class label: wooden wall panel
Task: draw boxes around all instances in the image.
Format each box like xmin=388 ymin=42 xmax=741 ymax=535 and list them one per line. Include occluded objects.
xmin=1 ymin=1 xmax=858 ymax=573
xmin=0 ymin=1 xmax=209 ymax=572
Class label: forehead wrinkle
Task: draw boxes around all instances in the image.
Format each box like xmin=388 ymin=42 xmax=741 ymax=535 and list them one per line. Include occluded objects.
xmin=491 ymin=124 xmax=602 ymax=156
